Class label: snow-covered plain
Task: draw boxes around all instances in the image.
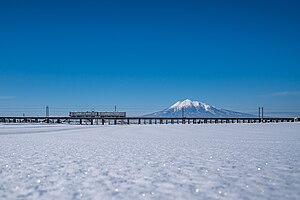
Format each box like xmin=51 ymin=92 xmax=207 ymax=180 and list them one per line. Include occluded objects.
xmin=0 ymin=123 xmax=299 ymax=200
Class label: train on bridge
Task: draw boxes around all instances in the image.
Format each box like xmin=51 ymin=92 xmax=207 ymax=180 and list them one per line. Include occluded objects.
xmin=69 ymin=111 xmax=126 ymax=118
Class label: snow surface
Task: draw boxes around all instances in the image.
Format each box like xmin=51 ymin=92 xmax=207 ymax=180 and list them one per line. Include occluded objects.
xmin=0 ymin=123 xmax=299 ymax=200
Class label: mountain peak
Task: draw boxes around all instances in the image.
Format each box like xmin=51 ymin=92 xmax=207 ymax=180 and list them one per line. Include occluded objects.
xmin=144 ymin=99 xmax=254 ymax=118
xmin=170 ymin=99 xmax=206 ymax=110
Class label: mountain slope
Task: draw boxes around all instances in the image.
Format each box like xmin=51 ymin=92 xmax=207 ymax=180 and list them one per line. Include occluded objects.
xmin=144 ymin=99 xmax=254 ymax=118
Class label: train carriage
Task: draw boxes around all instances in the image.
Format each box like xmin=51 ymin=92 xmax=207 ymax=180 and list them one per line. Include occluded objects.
xmin=69 ymin=111 xmax=126 ymax=118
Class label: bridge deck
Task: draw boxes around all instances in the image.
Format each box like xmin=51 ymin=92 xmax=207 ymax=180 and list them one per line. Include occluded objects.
xmin=0 ymin=116 xmax=298 ymax=125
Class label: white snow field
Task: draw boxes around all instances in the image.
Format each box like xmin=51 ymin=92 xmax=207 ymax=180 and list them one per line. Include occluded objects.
xmin=0 ymin=123 xmax=299 ymax=200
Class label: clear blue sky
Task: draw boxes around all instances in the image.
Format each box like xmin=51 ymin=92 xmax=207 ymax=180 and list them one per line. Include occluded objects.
xmin=0 ymin=0 xmax=299 ymax=116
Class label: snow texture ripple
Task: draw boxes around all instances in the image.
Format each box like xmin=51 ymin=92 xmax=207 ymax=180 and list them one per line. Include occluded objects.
xmin=0 ymin=123 xmax=299 ymax=199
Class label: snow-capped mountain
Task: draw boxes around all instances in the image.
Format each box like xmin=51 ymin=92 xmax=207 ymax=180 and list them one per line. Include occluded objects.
xmin=144 ymin=99 xmax=254 ymax=118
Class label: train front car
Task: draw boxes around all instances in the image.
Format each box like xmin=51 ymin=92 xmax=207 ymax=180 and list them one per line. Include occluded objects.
xmin=98 ymin=112 xmax=126 ymax=118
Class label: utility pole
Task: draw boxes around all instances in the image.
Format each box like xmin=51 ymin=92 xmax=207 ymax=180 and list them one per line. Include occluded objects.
xmin=114 ymin=105 xmax=117 ymax=112
xmin=46 ymin=106 xmax=49 ymax=118
xmin=262 ymin=107 xmax=264 ymax=119
xmin=182 ymin=107 xmax=184 ymax=118
xmin=258 ymin=107 xmax=261 ymax=118
xmin=46 ymin=106 xmax=49 ymax=124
